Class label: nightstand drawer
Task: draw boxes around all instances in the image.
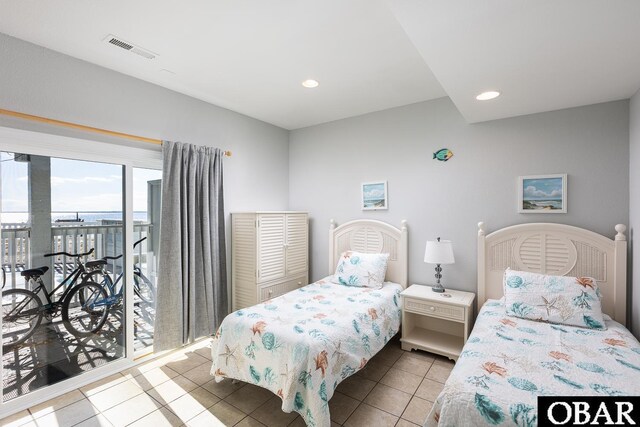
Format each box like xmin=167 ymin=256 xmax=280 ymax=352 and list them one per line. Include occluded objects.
xmin=260 ymin=275 xmax=306 ymax=301
xmin=404 ymin=298 xmax=465 ymax=321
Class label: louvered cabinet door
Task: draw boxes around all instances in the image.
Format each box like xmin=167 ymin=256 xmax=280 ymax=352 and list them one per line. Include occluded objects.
xmin=231 ymin=214 xmax=258 ymax=310
xmin=256 ymin=214 xmax=286 ymax=283
xmin=285 ymin=213 xmax=308 ymax=277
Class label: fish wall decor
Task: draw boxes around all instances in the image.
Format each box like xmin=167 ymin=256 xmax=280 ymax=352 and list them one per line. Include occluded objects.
xmin=433 ymin=148 xmax=453 ymax=161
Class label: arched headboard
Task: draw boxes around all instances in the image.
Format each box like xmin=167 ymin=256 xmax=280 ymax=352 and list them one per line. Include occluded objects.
xmin=477 ymin=222 xmax=627 ymax=325
xmin=329 ymin=219 xmax=408 ymax=288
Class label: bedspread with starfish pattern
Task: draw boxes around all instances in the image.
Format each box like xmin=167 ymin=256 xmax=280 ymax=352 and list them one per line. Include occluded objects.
xmin=425 ymin=300 xmax=640 ymax=427
xmin=210 ymin=277 xmax=402 ymax=427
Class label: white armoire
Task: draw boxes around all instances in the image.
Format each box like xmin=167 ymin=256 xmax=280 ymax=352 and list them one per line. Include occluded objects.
xmin=231 ymin=211 xmax=309 ymax=310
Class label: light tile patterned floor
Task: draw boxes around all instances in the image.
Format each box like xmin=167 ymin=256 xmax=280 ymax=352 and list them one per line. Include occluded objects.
xmin=0 ymin=337 xmax=453 ymax=427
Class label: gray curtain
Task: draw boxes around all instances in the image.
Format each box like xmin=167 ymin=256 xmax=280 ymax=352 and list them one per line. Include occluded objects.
xmin=154 ymin=140 xmax=227 ymax=351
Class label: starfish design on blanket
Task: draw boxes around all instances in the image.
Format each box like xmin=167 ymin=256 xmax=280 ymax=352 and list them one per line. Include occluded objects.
xmin=331 ymin=341 xmax=348 ymax=376
xmin=496 ymin=352 xmax=519 ymax=366
xmin=364 ymin=271 xmax=376 ymax=286
xmin=278 ymin=363 xmax=298 ymax=400
xmin=219 ymin=344 xmax=239 ymax=368
xmin=332 ymin=341 xmax=345 ymax=359
xmin=560 ymin=340 xmax=598 ymax=358
xmin=537 ymin=296 xmax=560 ymax=316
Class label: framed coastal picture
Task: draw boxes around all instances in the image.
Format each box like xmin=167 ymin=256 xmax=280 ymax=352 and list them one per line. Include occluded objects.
xmin=362 ymin=181 xmax=388 ymax=210
xmin=518 ymin=174 xmax=567 ymax=213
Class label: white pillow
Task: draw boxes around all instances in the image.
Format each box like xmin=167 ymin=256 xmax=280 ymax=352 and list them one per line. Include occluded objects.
xmin=503 ymin=268 xmax=606 ymax=330
xmin=331 ymin=251 xmax=389 ymax=289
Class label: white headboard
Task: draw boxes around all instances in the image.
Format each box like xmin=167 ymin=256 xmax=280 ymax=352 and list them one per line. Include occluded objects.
xmin=477 ymin=222 xmax=627 ymax=325
xmin=329 ymin=219 xmax=408 ymax=288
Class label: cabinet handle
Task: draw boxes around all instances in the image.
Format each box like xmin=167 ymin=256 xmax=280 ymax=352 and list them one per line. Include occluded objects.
xmin=429 ymin=306 xmax=435 ymax=311
xmin=268 ymin=290 xmax=273 ymax=295
xmin=297 ymin=282 xmax=302 ymax=285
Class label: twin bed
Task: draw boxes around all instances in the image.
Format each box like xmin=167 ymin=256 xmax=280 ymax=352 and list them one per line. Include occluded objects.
xmin=211 ymin=219 xmax=640 ymax=427
xmin=426 ymin=222 xmax=640 ymax=426
xmin=211 ymin=219 xmax=408 ymax=427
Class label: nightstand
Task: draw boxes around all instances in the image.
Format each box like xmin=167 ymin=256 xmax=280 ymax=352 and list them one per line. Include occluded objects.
xmin=400 ymin=284 xmax=475 ymax=361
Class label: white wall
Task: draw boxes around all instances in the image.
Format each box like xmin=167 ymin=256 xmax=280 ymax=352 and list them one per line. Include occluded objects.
xmin=289 ymin=98 xmax=629 ymax=301
xmin=630 ymin=89 xmax=640 ymax=336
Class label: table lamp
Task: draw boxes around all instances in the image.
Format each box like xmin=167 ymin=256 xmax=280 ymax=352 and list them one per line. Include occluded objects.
xmin=424 ymin=237 xmax=455 ymax=293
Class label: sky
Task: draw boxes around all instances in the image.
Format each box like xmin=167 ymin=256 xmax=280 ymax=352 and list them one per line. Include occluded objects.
xmin=363 ymin=182 xmax=386 ymax=200
xmin=0 ymin=152 xmax=161 ymax=212
xmin=522 ymin=177 xmax=563 ymax=200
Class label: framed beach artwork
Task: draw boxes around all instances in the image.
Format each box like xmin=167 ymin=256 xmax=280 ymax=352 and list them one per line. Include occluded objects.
xmin=362 ymin=181 xmax=388 ymax=210
xmin=518 ymin=174 xmax=567 ymax=213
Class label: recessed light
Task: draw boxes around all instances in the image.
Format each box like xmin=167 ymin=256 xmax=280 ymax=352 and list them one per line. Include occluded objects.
xmin=476 ymin=91 xmax=500 ymax=101
xmin=302 ymin=79 xmax=319 ymax=88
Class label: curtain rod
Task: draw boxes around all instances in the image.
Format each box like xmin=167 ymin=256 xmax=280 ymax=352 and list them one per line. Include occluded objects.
xmin=0 ymin=108 xmax=232 ymax=157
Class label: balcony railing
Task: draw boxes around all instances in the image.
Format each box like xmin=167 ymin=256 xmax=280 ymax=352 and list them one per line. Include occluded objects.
xmin=1 ymin=222 xmax=153 ymax=289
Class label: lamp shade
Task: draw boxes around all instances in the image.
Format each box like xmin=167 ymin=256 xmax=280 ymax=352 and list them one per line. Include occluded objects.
xmin=424 ymin=239 xmax=455 ymax=265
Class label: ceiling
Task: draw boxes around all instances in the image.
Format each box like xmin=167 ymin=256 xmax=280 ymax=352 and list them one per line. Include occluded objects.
xmin=386 ymin=0 xmax=640 ymax=123
xmin=1 ymin=1 xmax=639 ymax=130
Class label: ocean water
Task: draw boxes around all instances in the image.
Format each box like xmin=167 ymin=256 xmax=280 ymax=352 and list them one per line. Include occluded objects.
xmin=523 ymin=199 xmax=562 ymax=209
xmin=2 ymin=211 xmax=148 ymax=224
xmin=363 ymin=198 xmax=385 ymax=208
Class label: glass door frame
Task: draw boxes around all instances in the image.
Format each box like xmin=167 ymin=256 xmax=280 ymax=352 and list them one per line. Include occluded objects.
xmin=0 ymin=125 xmax=162 ymax=418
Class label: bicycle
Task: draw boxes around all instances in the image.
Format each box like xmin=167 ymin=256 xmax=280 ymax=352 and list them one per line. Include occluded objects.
xmin=1 ymin=248 xmax=106 ymax=351
xmin=61 ymin=237 xmax=156 ymax=337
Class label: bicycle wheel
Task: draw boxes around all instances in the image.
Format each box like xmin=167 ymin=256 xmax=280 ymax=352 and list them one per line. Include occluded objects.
xmin=2 ymin=288 xmax=43 ymax=352
xmin=62 ymin=281 xmax=109 ymax=337
xmin=134 ymin=273 xmax=155 ymax=305
xmin=79 ymin=272 xmax=114 ymax=305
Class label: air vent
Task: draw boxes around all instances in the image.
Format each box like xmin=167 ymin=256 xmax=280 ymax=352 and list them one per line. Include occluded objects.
xmin=103 ymin=34 xmax=157 ymax=60
xmin=108 ymin=38 xmax=133 ymax=51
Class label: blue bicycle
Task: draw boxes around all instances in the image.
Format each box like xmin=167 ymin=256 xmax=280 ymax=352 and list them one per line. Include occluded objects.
xmin=61 ymin=237 xmax=156 ymax=337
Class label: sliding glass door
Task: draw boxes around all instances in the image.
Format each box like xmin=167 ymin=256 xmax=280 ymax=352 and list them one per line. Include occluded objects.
xmin=132 ymin=168 xmax=162 ymax=354
xmin=1 ymin=152 xmax=125 ymax=402
xmin=0 ymin=128 xmax=163 ymax=417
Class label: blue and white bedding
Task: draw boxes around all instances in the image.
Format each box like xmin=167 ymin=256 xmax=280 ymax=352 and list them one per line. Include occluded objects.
xmin=210 ymin=277 xmax=402 ymax=427
xmin=426 ymin=300 xmax=640 ymax=427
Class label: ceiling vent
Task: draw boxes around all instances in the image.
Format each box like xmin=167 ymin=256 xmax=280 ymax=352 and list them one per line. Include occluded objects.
xmin=103 ymin=34 xmax=157 ymax=60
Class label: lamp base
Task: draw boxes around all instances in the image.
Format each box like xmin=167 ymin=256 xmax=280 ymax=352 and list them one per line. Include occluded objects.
xmin=432 ymin=284 xmax=445 ymax=293
xmin=432 ymin=264 xmax=445 ymax=292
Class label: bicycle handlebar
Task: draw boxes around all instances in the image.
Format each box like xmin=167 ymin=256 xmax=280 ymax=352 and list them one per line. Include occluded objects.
xmin=134 ymin=237 xmax=147 ymax=248
xmin=44 ymin=248 xmax=94 ymax=258
xmin=100 ymin=237 xmax=147 ymax=261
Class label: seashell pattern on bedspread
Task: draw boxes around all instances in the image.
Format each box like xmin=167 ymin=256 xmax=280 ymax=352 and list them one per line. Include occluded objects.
xmin=210 ymin=277 xmax=402 ymax=427
xmin=425 ymin=300 xmax=640 ymax=427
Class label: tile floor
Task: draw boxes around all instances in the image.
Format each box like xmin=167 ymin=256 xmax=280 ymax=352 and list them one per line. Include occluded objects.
xmin=0 ymin=337 xmax=453 ymax=427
